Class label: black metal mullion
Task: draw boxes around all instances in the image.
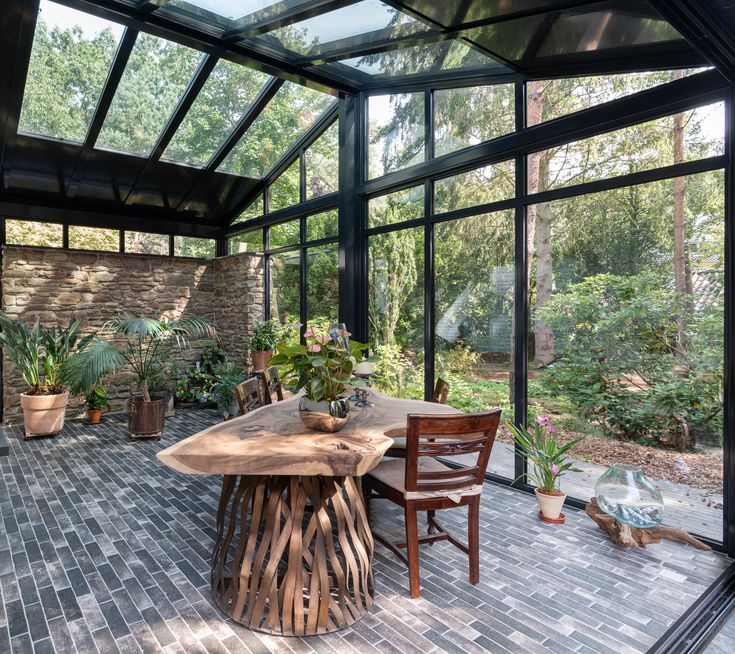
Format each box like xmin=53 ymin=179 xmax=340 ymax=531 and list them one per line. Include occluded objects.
xmin=424 ymin=88 xmax=435 ymax=402
xmin=264 ymin=225 xmax=271 ymax=320
xmin=225 ymin=193 xmax=338 ymax=237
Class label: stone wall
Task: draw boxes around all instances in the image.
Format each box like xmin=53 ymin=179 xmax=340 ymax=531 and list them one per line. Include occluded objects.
xmin=1 ymin=246 xmax=264 ymax=421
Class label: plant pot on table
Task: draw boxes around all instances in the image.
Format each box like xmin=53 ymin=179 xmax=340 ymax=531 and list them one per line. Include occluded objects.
xmin=127 ymin=397 xmax=165 ymax=440
xmin=21 ymin=391 xmax=69 ymax=439
xmin=298 ymin=397 xmax=351 ymax=433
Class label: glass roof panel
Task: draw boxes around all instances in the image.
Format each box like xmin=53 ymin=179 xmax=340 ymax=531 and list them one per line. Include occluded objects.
xmin=164 ymin=0 xmax=316 ymax=28
xmin=218 ymin=81 xmax=336 ymax=178
xmin=162 ymin=59 xmax=271 ymax=167
xmin=328 ymin=39 xmax=502 ymax=78
xmin=255 ymin=0 xmax=430 ymax=57
xmin=96 ymin=35 xmax=203 ymax=156
xmin=18 ymin=0 xmax=124 ymax=143
xmin=394 ymin=0 xmax=557 ymax=28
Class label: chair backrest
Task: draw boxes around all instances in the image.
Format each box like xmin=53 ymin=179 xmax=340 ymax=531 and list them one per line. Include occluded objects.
xmin=404 ymin=411 xmax=502 ymax=494
xmin=236 ymin=378 xmax=264 ymax=415
xmin=432 ymin=377 xmax=450 ymax=404
xmin=257 ymin=365 xmax=284 ymax=405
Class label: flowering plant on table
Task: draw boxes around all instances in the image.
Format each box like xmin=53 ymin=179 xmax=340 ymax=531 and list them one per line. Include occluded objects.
xmin=269 ymin=328 xmax=373 ymax=402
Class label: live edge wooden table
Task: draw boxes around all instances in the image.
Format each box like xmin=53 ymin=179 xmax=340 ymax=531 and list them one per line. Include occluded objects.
xmin=156 ymin=391 xmax=458 ymax=637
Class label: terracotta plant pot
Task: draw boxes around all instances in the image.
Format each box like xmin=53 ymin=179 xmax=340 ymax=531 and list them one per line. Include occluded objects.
xmin=535 ymin=488 xmax=567 ymax=523
xmin=87 ymin=408 xmax=102 ymax=424
xmin=20 ymin=391 xmax=69 ymax=439
xmin=127 ymin=397 xmax=165 ymax=439
xmin=251 ymin=350 xmax=274 ymax=371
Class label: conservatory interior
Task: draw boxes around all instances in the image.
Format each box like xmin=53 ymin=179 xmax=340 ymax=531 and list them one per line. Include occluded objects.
xmin=2 ymin=0 xmax=735 ymax=653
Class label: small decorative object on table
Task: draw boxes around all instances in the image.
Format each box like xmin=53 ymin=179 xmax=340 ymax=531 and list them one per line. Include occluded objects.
xmin=505 ymin=416 xmax=583 ymax=524
xmin=270 ymin=327 xmax=372 ymax=433
xmin=586 ymin=465 xmax=710 ymax=550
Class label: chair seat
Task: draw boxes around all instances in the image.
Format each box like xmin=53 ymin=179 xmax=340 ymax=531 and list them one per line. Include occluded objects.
xmin=366 ymin=458 xmax=482 ymax=503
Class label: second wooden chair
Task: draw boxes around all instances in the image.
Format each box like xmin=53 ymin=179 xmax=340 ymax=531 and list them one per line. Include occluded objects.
xmin=256 ymin=365 xmax=284 ymax=405
xmin=235 ymin=378 xmax=264 ymax=415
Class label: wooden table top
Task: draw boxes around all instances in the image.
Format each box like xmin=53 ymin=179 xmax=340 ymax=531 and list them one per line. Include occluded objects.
xmin=156 ymin=390 xmax=460 ymax=477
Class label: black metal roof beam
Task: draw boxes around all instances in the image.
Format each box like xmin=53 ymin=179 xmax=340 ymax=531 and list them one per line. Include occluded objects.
xmin=223 ymin=101 xmax=339 ymax=226
xmin=648 ymin=0 xmax=735 ymax=86
xmin=224 ymin=192 xmax=338 ymax=237
xmin=137 ymin=0 xmax=169 ymax=13
xmin=223 ymin=0 xmax=357 ymax=41
xmin=65 ymin=27 xmax=138 ymax=199
xmin=53 ymin=0 xmax=354 ymax=94
xmin=0 ymin=0 xmax=40 ymax=193
xmin=361 ymin=68 xmax=728 ymax=197
xmin=360 ymin=68 xmax=521 ymax=93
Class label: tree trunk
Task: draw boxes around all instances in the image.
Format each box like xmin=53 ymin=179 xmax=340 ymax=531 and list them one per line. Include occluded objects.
xmin=141 ymin=379 xmax=151 ymax=403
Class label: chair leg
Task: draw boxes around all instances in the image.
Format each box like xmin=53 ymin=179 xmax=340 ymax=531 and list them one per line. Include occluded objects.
xmin=468 ymin=498 xmax=480 ymax=585
xmin=405 ymin=502 xmax=420 ymax=598
xmin=427 ymin=509 xmax=435 ymax=535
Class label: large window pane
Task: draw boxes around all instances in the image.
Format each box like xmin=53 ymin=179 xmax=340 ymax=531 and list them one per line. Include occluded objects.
xmin=435 ymin=210 xmax=515 ymax=477
xmin=6 ymin=220 xmax=63 ymax=247
xmin=269 ymin=221 xmax=300 ymax=249
xmin=163 ymin=59 xmax=271 ymax=166
xmin=306 ymin=122 xmax=338 ymax=199
xmin=270 ymin=251 xmax=300 ymax=324
xmin=527 ymin=170 xmax=724 ymax=541
xmin=368 ymin=93 xmax=424 ymax=179
xmin=232 ymin=195 xmax=263 ymax=226
xmin=434 ymin=84 xmax=515 ymax=156
xmin=269 ymin=160 xmax=301 ymax=213
xmin=530 ymin=102 xmax=724 ymax=193
xmin=219 ymin=82 xmax=335 ymax=177
xmin=369 ymin=228 xmax=424 ymax=400
xmin=68 ymin=226 xmax=119 ymax=251
xmin=306 ymin=210 xmax=338 ymax=242
xmin=228 ymin=230 xmax=262 ymax=255
xmin=124 ymin=231 xmax=169 ymax=255
xmin=368 ymin=186 xmax=423 ymax=229
xmin=96 ymin=36 xmax=202 ymax=156
xmin=173 ymin=236 xmax=215 ymax=258
xmin=434 ymin=160 xmax=515 ymax=214
xmin=306 ymin=245 xmax=339 ymax=332
xmin=19 ymin=1 xmax=124 ymax=143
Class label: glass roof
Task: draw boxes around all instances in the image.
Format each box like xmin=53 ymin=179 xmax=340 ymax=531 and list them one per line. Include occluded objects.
xmin=18 ymin=0 xmax=124 ymax=143
xmin=96 ymin=35 xmax=203 ymax=156
xmin=218 ymin=81 xmax=336 ymax=178
xmin=162 ymin=59 xmax=272 ymax=167
xmin=162 ymin=0 xmax=317 ymax=30
xmin=253 ymin=0 xmax=430 ymax=58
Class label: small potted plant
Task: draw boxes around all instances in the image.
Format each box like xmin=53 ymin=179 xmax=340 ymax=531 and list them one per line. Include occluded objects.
xmin=505 ymin=416 xmax=583 ymax=524
xmin=0 ymin=312 xmax=91 ymax=439
xmin=66 ymin=314 xmax=214 ymax=439
xmin=85 ymin=384 xmax=110 ymax=424
xmin=211 ymin=362 xmax=245 ymax=419
xmin=270 ymin=328 xmax=371 ymax=433
xmin=249 ymin=319 xmax=288 ymax=371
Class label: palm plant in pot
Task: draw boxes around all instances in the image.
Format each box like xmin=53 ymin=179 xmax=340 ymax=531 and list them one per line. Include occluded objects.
xmin=505 ymin=416 xmax=583 ymax=524
xmin=270 ymin=328 xmax=371 ymax=433
xmin=0 ymin=311 xmax=91 ymax=439
xmin=65 ymin=314 xmax=214 ymax=439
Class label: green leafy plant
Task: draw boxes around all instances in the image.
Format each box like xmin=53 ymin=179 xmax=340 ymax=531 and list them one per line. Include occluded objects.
xmin=199 ymin=342 xmax=227 ymax=375
xmin=64 ymin=314 xmax=215 ymax=402
xmin=270 ymin=328 xmax=372 ymax=402
xmin=211 ymin=363 xmax=245 ymax=413
xmin=0 ymin=311 xmax=91 ymax=395
xmin=249 ymin=319 xmax=293 ymax=352
xmin=85 ymin=384 xmax=110 ymax=411
xmin=505 ymin=416 xmax=583 ymax=493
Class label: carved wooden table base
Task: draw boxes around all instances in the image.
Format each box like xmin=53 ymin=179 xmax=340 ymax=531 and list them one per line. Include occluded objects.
xmin=211 ymin=474 xmax=374 ymax=636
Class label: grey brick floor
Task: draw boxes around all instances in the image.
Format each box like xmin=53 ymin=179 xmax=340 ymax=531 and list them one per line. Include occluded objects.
xmin=0 ymin=409 xmax=729 ymax=654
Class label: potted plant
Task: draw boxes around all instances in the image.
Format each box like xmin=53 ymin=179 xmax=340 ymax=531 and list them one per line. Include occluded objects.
xmin=148 ymin=349 xmax=181 ymax=417
xmin=270 ymin=328 xmax=371 ymax=432
xmin=85 ymin=384 xmax=110 ymax=424
xmin=211 ymin=362 xmax=245 ymax=419
xmin=505 ymin=416 xmax=584 ymax=523
xmin=0 ymin=312 xmax=91 ymax=439
xmin=65 ymin=314 xmax=214 ymax=439
xmin=249 ymin=319 xmax=288 ymax=371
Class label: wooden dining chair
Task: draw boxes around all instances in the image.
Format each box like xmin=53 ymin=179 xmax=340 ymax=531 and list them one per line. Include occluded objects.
xmin=235 ymin=378 xmax=264 ymax=416
xmin=256 ymin=365 xmax=284 ymax=405
xmin=363 ymin=410 xmax=501 ymax=598
xmin=432 ymin=377 xmax=450 ymax=404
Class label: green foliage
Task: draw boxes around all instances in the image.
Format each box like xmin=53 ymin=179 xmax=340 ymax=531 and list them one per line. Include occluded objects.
xmin=270 ymin=330 xmax=371 ymax=402
xmin=64 ymin=314 xmax=215 ymax=402
xmin=370 ymin=343 xmax=423 ymax=400
xmin=210 ymin=363 xmax=245 ymax=413
xmin=505 ymin=417 xmax=583 ymax=493
xmin=85 ymin=384 xmax=110 ymax=411
xmin=249 ymin=319 xmax=293 ymax=352
xmin=198 ymin=342 xmax=227 ymax=375
xmin=0 ymin=311 xmax=90 ymax=394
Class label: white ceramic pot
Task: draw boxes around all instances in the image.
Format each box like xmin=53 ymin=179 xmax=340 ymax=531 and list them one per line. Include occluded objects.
xmin=20 ymin=391 xmax=69 ymax=437
xmin=535 ymin=488 xmax=566 ymax=520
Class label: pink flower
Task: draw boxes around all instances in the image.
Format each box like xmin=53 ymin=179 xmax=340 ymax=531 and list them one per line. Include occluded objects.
xmin=550 ymin=464 xmax=559 ymax=475
xmin=303 ymin=329 xmax=315 ymax=338
xmin=547 ymin=426 xmax=556 ymax=434
xmin=336 ymin=329 xmax=351 ymax=337
xmin=317 ymin=334 xmax=332 ymax=343
xmin=308 ymin=344 xmax=321 ymax=353
xmin=534 ymin=415 xmax=549 ymax=426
